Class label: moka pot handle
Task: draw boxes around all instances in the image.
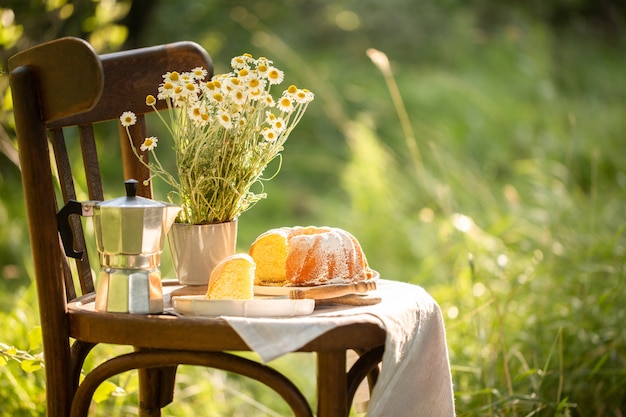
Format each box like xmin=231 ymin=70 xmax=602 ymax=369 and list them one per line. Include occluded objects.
xmin=57 ymin=200 xmax=95 ymax=259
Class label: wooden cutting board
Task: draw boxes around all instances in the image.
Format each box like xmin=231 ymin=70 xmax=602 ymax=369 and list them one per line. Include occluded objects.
xmin=289 ymin=280 xmax=377 ymax=300
xmin=170 ymin=280 xmax=381 ymax=306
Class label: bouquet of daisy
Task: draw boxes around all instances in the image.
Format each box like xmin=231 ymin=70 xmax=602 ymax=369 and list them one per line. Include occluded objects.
xmin=120 ymin=53 xmax=314 ymax=224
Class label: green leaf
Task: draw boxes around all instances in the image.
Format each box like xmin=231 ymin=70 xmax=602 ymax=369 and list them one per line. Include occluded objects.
xmin=21 ymin=359 xmax=42 ymax=373
xmin=29 ymin=326 xmax=43 ymax=351
xmin=93 ymin=380 xmax=118 ymax=403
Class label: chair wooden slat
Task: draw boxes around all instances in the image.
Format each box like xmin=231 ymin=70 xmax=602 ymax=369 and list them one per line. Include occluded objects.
xmin=78 ymin=124 xmax=104 ymax=201
xmin=49 ymin=127 xmax=94 ymax=296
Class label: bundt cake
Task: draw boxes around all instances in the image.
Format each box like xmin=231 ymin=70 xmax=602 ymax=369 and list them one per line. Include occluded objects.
xmin=206 ymin=253 xmax=255 ymax=300
xmin=249 ymin=226 xmax=374 ymax=286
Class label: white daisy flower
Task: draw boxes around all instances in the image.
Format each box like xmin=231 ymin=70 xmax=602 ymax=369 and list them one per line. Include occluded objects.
xmin=217 ymin=109 xmax=233 ymax=129
xmin=231 ymin=55 xmax=250 ymax=70
xmin=246 ymin=74 xmax=265 ymax=91
xmin=276 ymin=95 xmax=294 ymax=113
xmin=179 ymin=72 xmax=194 ymax=84
xmin=256 ymin=62 xmax=269 ymax=79
xmin=262 ymin=94 xmax=275 ymax=107
xmin=294 ymin=88 xmax=314 ymax=104
xmin=157 ymin=81 xmax=176 ymax=100
xmin=162 ymin=71 xmax=180 ymax=83
xmin=267 ymin=67 xmax=284 ymax=85
xmin=248 ymin=87 xmax=263 ymax=101
xmin=120 ymin=111 xmax=137 ymax=127
xmin=226 ymin=76 xmax=243 ymax=91
xmin=237 ymin=68 xmax=251 ymax=81
xmin=191 ymin=67 xmax=208 ymax=80
xmin=182 ymin=81 xmax=198 ymax=97
xmin=256 ymin=56 xmax=272 ymax=68
xmin=230 ymin=89 xmax=247 ymax=106
xmin=201 ymin=81 xmax=218 ymax=96
xmin=188 ymin=104 xmax=207 ymax=125
xmin=270 ymin=116 xmax=286 ymax=132
xmin=261 ymin=127 xmax=279 ymax=142
xmin=301 ymin=89 xmax=315 ymax=102
xmin=236 ymin=116 xmax=247 ymax=129
xmin=211 ymin=92 xmax=225 ymax=104
xmin=140 ymin=136 xmax=158 ymax=151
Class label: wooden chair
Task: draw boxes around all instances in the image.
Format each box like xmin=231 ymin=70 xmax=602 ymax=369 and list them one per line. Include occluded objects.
xmin=9 ymin=37 xmax=385 ymax=417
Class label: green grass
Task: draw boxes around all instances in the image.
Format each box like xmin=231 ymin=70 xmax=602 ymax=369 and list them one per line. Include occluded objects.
xmin=1 ymin=3 xmax=626 ymax=416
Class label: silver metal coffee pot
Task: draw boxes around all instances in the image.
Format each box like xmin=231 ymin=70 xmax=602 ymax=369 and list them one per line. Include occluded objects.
xmin=58 ymin=180 xmax=181 ymax=314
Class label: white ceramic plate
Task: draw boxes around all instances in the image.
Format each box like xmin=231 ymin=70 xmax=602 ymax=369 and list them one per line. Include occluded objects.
xmin=172 ymin=295 xmax=315 ymax=318
xmin=253 ymin=270 xmax=379 ymax=296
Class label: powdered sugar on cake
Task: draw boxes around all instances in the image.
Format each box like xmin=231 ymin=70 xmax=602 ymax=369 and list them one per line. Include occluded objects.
xmin=250 ymin=225 xmax=373 ymax=287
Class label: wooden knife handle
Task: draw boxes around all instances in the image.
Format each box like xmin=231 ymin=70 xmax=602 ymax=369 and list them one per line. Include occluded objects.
xmin=289 ymin=280 xmax=377 ymax=300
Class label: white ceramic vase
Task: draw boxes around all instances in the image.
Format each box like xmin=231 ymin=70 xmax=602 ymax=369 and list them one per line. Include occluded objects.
xmin=168 ymin=220 xmax=238 ymax=286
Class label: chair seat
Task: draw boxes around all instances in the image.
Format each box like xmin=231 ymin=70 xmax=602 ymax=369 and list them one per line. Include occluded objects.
xmin=68 ymin=297 xmax=386 ymax=352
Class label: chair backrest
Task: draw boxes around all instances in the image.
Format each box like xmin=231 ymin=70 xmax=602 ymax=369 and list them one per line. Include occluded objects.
xmin=8 ymin=35 xmax=212 ymax=367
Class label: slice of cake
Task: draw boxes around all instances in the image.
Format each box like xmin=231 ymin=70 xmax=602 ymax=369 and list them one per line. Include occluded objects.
xmin=248 ymin=228 xmax=290 ymax=285
xmin=206 ymin=253 xmax=255 ymax=300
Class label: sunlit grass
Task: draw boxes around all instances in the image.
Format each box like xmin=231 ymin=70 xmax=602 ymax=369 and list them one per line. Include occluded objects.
xmin=1 ymin=5 xmax=625 ymax=417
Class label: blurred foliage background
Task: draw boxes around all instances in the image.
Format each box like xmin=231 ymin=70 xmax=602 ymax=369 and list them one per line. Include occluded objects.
xmin=1 ymin=0 xmax=625 ymax=416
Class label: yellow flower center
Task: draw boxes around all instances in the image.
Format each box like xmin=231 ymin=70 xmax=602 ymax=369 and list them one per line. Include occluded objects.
xmin=163 ymin=81 xmax=174 ymax=90
xmin=287 ymin=85 xmax=298 ymax=94
xmin=145 ymin=95 xmax=156 ymax=106
xmin=239 ymin=69 xmax=249 ymax=77
xmin=169 ymin=71 xmax=179 ymax=81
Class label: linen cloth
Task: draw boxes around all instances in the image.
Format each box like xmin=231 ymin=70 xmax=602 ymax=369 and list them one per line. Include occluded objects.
xmin=223 ymin=279 xmax=455 ymax=416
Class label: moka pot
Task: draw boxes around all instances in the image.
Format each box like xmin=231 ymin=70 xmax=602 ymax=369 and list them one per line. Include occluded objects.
xmin=58 ymin=179 xmax=181 ymax=314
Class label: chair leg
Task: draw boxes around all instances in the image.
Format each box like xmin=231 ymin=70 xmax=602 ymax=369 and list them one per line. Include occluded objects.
xmin=138 ymin=366 xmax=178 ymax=417
xmin=317 ymin=351 xmax=348 ymax=417
xmin=347 ymin=346 xmax=384 ymax=400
